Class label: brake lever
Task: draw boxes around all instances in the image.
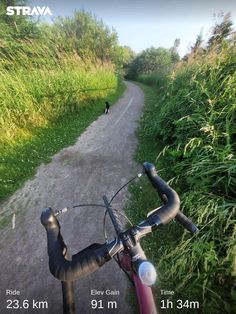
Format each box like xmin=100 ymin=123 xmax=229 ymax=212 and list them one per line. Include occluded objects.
xmin=175 ymin=211 xmax=199 ymax=234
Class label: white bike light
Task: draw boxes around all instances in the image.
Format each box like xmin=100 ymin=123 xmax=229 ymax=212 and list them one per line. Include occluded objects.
xmin=138 ymin=261 xmax=157 ymax=286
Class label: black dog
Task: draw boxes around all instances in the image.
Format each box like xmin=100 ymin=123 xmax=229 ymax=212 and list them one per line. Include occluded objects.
xmin=105 ymin=101 xmax=110 ymax=114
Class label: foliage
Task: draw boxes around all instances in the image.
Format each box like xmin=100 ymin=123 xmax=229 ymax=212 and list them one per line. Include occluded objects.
xmin=155 ymin=48 xmax=236 ymax=313
xmin=126 ymin=47 xmax=177 ymax=80
xmin=51 ymin=11 xmax=118 ymax=61
xmin=127 ymin=37 xmax=236 ymax=314
xmin=0 ymin=82 xmax=125 ymax=203
xmin=0 ymin=44 xmax=118 ymax=201
xmin=0 ymin=0 xmax=40 ymax=41
xmin=0 ymin=3 xmax=130 ymax=202
xmin=46 ymin=11 xmax=134 ymax=73
xmin=207 ymin=12 xmax=234 ymax=49
xmin=190 ymin=31 xmax=204 ymax=55
xmin=115 ymin=45 xmax=135 ymax=76
xmin=183 ymin=12 xmax=235 ymax=61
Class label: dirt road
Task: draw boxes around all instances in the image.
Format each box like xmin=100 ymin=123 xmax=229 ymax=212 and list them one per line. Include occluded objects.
xmin=0 ymin=81 xmax=144 ymax=313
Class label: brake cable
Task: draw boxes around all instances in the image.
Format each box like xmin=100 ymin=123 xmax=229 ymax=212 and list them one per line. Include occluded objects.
xmin=54 ymin=172 xmax=143 ymax=242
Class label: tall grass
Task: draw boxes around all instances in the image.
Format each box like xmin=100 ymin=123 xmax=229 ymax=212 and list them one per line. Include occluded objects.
xmin=0 ymin=39 xmax=118 ymax=202
xmin=138 ymin=71 xmax=169 ymax=91
xmin=0 ymin=40 xmax=117 ymax=145
xmin=130 ymin=44 xmax=236 ymax=313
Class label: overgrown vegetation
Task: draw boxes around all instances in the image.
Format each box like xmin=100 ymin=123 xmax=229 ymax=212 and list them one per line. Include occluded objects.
xmin=0 ymin=1 xmax=131 ymax=202
xmin=126 ymin=43 xmax=179 ymax=81
xmin=126 ymin=13 xmax=236 ymax=313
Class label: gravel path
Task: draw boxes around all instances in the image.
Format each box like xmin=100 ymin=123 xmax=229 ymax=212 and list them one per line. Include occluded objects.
xmin=0 ymin=81 xmax=144 ymax=313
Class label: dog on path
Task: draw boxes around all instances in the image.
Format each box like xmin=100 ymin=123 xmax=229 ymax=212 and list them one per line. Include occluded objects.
xmin=105 ymin=101 xmax=110 ymax=114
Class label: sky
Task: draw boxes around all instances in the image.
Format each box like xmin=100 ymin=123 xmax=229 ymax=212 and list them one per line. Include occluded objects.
xmin=28 ymin=0 xmax=236 ymax=57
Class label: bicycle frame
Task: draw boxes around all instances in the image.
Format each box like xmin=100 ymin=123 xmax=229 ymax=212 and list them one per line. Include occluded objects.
xmin=60 ymin=254 xmax=158 ymax=314
xmin=120 ymin=253 xmax=158 ymax=314
xmin=103 ymin=194 xmax=158 ymax=314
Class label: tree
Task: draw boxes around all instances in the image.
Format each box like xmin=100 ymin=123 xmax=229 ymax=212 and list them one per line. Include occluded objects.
xmin=0 ymin=0 xmax=40 ymax=40
xmin=111 ymin=45 xmax=135 ymax=75
xmin=0 ymin=0 xmax=42 ymax=64
xmin=126 ymin=47 xmax=174 ymax=79
xmin=52 ymin=11 xmax=119 ymax=62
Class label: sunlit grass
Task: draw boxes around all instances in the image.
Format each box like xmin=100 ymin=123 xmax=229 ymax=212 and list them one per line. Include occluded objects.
xmin=0 ymin=39 xmax=123 ymax=202
xmin=127 ymin=44 xmax=236 ymax=313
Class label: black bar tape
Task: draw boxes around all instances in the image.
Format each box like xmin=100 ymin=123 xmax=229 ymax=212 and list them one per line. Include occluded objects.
xmin=175 ymin=211 xmax=199 ymax=234
xmin=143 ymin=163 xmax=180 ymax=225
xmin=40 ymin=208 xmax=108 ymax=281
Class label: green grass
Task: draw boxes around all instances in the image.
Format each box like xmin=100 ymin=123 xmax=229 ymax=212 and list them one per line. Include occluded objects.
xmin=0 ymin=82 xmax=125 ymax=205
xmin=0 ymin=34 xmax=123 ymax=206
xmin=0 ymin=56 xmax=117 ymax=145
xmin=126 ymin=68 xmax=236 ymax=313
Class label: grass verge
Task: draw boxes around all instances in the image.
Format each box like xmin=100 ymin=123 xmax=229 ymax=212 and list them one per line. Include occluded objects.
xmin=0 ymin=82 xmax=125 ymax=209
xmin=126 ymin=82 xmax=235 ymax=314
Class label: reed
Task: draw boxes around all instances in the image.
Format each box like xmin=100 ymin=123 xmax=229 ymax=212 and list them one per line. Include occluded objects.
xmin=128 ymin=44 xmax=236 ymax=313
xmin=0 ymin=39 xmax=118 ymax=201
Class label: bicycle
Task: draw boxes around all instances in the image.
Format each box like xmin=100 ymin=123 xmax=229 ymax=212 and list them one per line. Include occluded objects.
xmin=41 ymin=162 xmax=198 ymax=314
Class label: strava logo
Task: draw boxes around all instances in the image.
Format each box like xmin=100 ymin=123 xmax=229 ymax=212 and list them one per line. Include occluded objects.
xmin=6 ymin=6 xmax=52 ymax=16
